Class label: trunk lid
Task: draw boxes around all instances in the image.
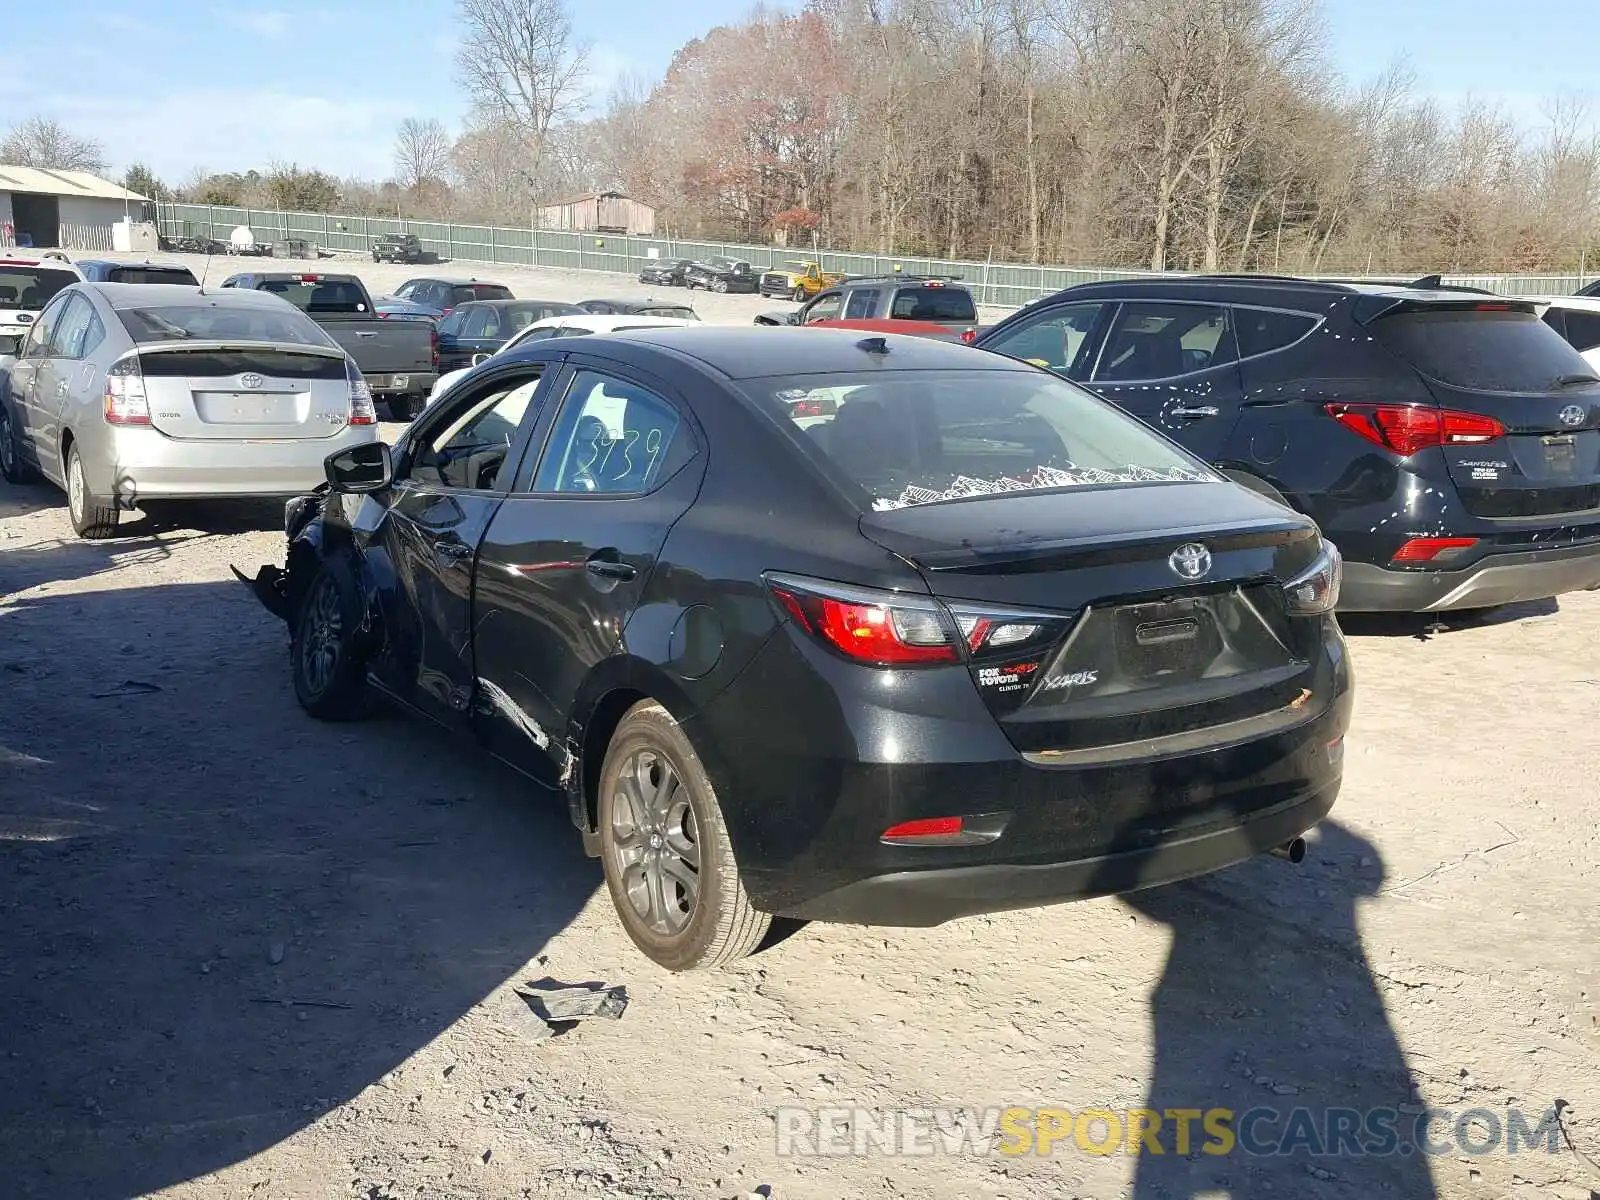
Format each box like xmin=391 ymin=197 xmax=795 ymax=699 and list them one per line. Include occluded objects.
xmin=136 ymin=343 xmax=352 ymax=441
xmin=860 ymin=483 xmax=1327 ymax=755
xmin=1367 ymin=300 xmax=1600 ymax=518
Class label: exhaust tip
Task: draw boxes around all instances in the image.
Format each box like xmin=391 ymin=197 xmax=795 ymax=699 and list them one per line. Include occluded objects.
xmin=1270 ymin=837 xmax=1308 ymax=864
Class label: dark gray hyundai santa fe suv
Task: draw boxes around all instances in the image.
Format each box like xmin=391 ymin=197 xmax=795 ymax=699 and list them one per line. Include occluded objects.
xmin=246 ymin=328 xmax=1352 ymax=970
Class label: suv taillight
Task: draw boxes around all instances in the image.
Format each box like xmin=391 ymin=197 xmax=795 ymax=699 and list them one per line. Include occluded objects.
xmin=104 ymin=357 xmax=150 ymax=425
xmin=346 ymin=356 xmax=376 ymax=426
xmin=430 ymin=324 xmax=439 ymax=371
xmin=1324 ymin=403 xmax=1505 ymax=457
xmin=961 ymin=327 xmax=976 ymax=343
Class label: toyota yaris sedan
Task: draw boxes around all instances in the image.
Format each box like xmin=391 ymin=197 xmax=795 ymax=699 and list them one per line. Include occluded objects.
xmin=245 ymin=328 xmax=1351 ymax=970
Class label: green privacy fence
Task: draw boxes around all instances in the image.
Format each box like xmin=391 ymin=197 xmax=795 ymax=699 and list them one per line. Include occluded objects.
xmin=155 ymin=202 xmax=1594 ymax=309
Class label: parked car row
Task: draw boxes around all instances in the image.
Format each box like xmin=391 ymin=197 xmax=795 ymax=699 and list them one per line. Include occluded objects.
xmin=638 ymin=256 xmax=760 ymax=293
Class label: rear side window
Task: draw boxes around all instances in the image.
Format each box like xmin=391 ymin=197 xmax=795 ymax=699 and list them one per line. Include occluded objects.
xmin=891 ymin=286 xmax=976 ymax=321
xmin=107 ymin=267 xmax=200 ymax=285
xmin=119 ymin=304 xmax=334 ymax=347
xmin=1096 ymin=302 xmax=1237 ymax=381
xmin=1235 ymin=309 xmax=1317 ymax=357
xmin=844 ymin=289 xmax=880 ymax=319
xmin=746 ymin=368 xmax=1213 ymax=510
xmin=533 ymin=370 xmax=688 ymax=494
xmin=1373 ymin=308 xmax=1595 ymax=391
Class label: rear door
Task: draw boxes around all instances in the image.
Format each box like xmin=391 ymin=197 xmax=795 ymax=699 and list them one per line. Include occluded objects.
xmin=37 ymin=293 xmax=106 ymax=456
xmin=369 ymin=362 xmax=554 ymax=726
xmin=1368 ymin=300 xmax=1600 ymax=517
xmin=133 ymin=343 xmax=353 ymax=441
xmin=8 ymin=292 xmax=67 ymax=457
xmin=1086 ymin=300 xmax=1245 ymax=461
xmin=472 ymin=360 xmax=706 ymax=782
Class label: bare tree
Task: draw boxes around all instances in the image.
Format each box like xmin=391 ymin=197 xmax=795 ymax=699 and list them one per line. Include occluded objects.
xmin=393 ymin=118 xmax=453 ymax=193
xmin=0 ymin=116 xmax=108 ymax=174
xmin=454 ymin=0 xmax=591 ymax=200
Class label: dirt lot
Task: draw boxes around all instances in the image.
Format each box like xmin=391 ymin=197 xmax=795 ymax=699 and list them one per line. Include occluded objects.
xmin=1 ymin=261 xmax=1598 ymax=1199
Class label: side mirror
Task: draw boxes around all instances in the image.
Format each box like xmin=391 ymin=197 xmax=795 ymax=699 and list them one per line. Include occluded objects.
xmin=471 ymin=352 xmax=491 ymax=367
xmin=325 ymin=441 xmax=392 ymax=493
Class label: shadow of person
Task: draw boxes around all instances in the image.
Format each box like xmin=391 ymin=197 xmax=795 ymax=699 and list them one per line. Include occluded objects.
xmin=1121 ymin=821 xmax=1439 ymax=1198
xmin=0 ymin=577 xmax=601 ymax=1200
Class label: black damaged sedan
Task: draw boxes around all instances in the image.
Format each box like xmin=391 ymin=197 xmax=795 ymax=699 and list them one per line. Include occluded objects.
xmin=246 ymin=328 xmax=1351 ymax=970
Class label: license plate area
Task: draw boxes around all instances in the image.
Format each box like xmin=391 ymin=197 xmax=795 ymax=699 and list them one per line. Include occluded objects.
xmin=193 ymin=391 xmax=299 ymax=425
xmin=1114 ymin=599 xmax=1221 ymax=682
xmin=1543 ymin=434 xmax=1578 ymax=475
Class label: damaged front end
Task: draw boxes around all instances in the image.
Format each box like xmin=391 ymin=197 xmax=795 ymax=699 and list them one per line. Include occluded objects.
xmin=230 ymin=488 xmax=329 ymax=623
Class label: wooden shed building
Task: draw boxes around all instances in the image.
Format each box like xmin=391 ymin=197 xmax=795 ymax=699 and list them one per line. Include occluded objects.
xmin=536 ymin=191 xmax=656 ymax=237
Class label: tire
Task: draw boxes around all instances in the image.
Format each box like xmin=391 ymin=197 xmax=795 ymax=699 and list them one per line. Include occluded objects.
xmin=65 ymin=445 xmax=119 ymax=538
xmin=792 ymin=286 xmax=807 ymax=303
xmin=713 ymin=279 xmax=728 ymax=293
xmin=598 ymin=700 xmax=770 ymax=970
xmin=372 ymin=252 xmax=380 ymax=262
xmin=290 ymin=563 xmax=371 ymax=721
xmin=386 ymin=393 xmax=422 ymax=422
xmin=0 ymin=397 xmax=37 ymax=484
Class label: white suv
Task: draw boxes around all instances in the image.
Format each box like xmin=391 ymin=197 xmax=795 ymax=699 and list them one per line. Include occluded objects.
xmin=1529 ymin=295 xmax=1600 ymax=371
xmin=0 ymin=253 xmax=83 ymax=356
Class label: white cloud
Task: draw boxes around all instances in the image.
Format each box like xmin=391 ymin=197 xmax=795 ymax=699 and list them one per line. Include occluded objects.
xmin=221 ymin=9 xmax=292 ymax=40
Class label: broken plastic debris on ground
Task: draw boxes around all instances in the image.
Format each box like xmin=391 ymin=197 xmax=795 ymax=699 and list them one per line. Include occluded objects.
xmin=515 ymin=977 xmax=629 ymax=1042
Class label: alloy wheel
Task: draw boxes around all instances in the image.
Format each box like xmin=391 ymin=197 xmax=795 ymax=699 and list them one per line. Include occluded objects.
xmin=608 ymin=748 xmax=701 ymax=935
xmin=67 ymin=452 xmax=85 ymax=520
xmin=298 ymin=575 xmax=344 ymax=697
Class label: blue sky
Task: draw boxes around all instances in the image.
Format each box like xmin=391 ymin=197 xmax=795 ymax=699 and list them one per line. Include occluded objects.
xmin=5 ymin=0 xmax=1597 ymax=185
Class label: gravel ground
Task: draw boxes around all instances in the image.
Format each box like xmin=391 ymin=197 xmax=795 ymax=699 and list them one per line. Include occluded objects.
xmin=1 ymin=258 xmax=1598 ymax=1200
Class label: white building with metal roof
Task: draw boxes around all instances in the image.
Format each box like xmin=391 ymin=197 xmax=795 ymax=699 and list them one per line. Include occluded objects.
xmin=0 ymin=165 xmax=151 ymax=251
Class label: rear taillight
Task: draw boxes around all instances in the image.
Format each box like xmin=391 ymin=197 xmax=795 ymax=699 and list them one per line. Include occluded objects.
xmin=765 ymin=573 xmax=959 ymax=666
xmin=345 ymin=356 xmax=376 ymax=426
xmin=1282 ymin=538 xmax=1343 ymax=614
xmin=104 ymin=357 xmax=150 ymax=425
xmin=1324 ymin=403 xmax=1505 ymax=457
xmin=430 ymin=324 xmax=439 ymax=371
xmin=961 ymin=328 xmax=976 ymax=344
xmin=1392 ymin=537 xmax=1478 ymax=564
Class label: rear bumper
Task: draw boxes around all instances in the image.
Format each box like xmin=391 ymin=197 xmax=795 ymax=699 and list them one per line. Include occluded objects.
xmin=1339 ymin=542 xmax=1600 ymax=611
xmin=364 ymin=371 xmax=437 ymax=395
xmin=788 ymin=782 xmax=1337 ymax=925
xmin=97 ymin=426 xmax=376 ymax=502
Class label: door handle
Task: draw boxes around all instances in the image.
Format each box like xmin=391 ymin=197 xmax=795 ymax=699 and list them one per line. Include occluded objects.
xmin=435 ymin=539 xmax=473 ymax=562
xmin=1171 ymin=405 xmax=1220 ymax=419
xmin=356 ymin=331 xmax=378 ymax=338
xmin=586 ymin=557 xmax=637 ymax=582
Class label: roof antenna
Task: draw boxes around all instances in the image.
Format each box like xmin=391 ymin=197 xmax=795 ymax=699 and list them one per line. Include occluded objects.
xmin=198 ymin=248 xmax=212 ymax=294
xmin=857 ymin=336 xmax=890 ymax=355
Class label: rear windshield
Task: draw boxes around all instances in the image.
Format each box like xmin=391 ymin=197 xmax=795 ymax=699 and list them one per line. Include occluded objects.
xmin=137 ymin=348 xmax=344 ymax=379
xmin=0 ymin=265 xmax=77 ymax=310
xmin=744 ymin=369 xmax=1214 ymax=510
xmin=257 ymin=278 xmax=368 ymax=313
xmin=118 ymin=304 xmax=335 ymax=347
xmin=453 ymin=284 xmax=513 ymax=303
xmin=891 ymin=286 xmax=976 ymax=322
xmin=1374 ymin=307 xmax=1596 ymax=392
xmin=106 ymin=266 xmax=199 ymax=286
xmin=639 ymin=306 xmax=697 ymax=320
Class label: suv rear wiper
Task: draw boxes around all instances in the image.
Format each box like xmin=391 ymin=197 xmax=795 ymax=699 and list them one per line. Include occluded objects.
xmin=1553 ymin=373 xmax=1600 ymax=388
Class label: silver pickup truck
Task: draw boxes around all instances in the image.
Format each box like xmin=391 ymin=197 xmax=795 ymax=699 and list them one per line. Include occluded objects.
xmin=219 ymin=271 xmax=437 ymax=419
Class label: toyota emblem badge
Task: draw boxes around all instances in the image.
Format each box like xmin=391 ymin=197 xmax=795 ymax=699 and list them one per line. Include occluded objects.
xmin=239 ymin=373 xmax=264 ymax=390
xmin=1169 ymin=542 xmax=1212 ymax=581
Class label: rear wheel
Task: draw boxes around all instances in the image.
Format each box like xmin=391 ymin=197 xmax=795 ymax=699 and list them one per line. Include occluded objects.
xmin=65 ymin=445 xmax=119 ymax=538
xmin=386 ymin=393 xmax=423 ymax=421
xmin=713 ymin=279 xmax=729 ymax=293
xmin=792 ymin=286 xmax=807 ymax=303
xmin=0 ymin=399 xmax=37 ymax=484
xmin=598 ymin=701 xmax=769 ymax=970
xmin=290 ymin=564 xmax=371 ymax=720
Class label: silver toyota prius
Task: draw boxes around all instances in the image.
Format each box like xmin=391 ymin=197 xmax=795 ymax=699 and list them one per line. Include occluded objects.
xmin=0 ymin=283 xmax=378 ymax=537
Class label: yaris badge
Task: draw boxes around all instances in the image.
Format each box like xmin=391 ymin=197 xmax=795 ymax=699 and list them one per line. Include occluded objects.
xmin=1169 ymin=542 xmax=1212 ymax=581
xmin=1559 ymin=404 xmax=1586 ymax=427
xmin=238 ymin=373 xmax=264 ymax=390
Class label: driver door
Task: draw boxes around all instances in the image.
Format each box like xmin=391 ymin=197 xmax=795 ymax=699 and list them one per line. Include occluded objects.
xmin=368 ymin=361 xmax=555 ymax=727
